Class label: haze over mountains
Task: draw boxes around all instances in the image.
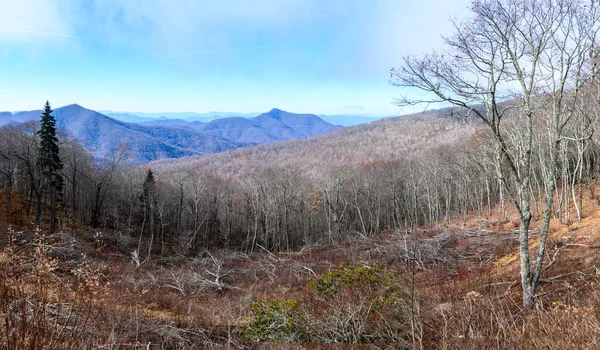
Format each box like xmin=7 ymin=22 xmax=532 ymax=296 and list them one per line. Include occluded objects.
xmin=154 ymin=107 xmax=481 ymax=179
xmin=101 ymin=111 xmax=259 ymax=124
xmin=134 ymin=108 xmax=343 ymax=144
xmin=0 ymin=104 xmax=343 ymax=163
xmin=103 ymin=110 xmax=385 ymax=127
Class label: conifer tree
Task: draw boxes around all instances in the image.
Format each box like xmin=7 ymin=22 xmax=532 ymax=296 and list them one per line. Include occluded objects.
xmin=139 ymin=168 xmax=157 ymax=259
xmin=37 ymin=100 xmax=63 ymax=233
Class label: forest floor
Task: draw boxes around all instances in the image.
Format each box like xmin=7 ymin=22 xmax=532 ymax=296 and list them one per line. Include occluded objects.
xmin=2 ymin=193 xmax=600 ymax=348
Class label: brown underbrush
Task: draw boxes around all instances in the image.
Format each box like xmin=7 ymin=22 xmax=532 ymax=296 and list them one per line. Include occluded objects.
xmin=2 ymin=195 xmax=600 ymax=348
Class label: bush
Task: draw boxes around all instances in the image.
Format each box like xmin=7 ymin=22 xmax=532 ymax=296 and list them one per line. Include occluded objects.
xmin=243 ymin=264 xmax=415 ymax=346
xmin=307 ymin=264 xmax=411 ymax=344
xmin=242 ymin=297 xmax=304 ymax=343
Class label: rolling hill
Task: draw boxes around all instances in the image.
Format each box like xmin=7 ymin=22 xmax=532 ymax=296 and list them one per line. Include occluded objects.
xmin=138 ymin=118 xmax=204 ymax=128
xmin=153 ymin=106 xmax=481 ymax=179
xmin=104 ymin=111 xmax=258 ymax=123
xmin=251 ymin=108 xmax=341 ymax=139
xmin=0 ymin=104 xmax=242 ymax=162
xmin=0 ymin=105 xmax=343 ymax=163
xmin=194 ymin=108 xmax=343 ymax=144
xmin=196 ymin=117 xmax=273 ymax=144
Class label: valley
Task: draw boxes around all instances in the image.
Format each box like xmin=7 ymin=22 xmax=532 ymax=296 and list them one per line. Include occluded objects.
xmin=2 ymin=0 xmax=600 ymax=348
xmin=1 ymin=95 xmax=598 ymax=348
xmin=0 ymin=105 xmax=343 ymax=163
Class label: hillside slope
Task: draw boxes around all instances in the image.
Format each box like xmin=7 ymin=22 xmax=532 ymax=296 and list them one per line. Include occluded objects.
xmin=3 ymin=190 xmax=598 ymax=348
xmin=0 ymin=104 xmax=242 ymax=162
xmin=193 ymin=108 xmax=342 ymax=144
xmin=196 ymin=117 xmax=273 ymax=144
xmin=250 ymin=108 xmax=341 ymax=140
xmin=106 ymin=110 xmax=379 ymax=127
xmin=1 ymin=105 xmax=342 ymax=163
xmin=153 ymin=107 xmax=480 ymax=178
xmin=138 ymin=118 xmax=202 ymax=128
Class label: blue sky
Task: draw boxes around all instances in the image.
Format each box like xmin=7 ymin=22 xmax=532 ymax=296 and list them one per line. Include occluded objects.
xmin=0 ymin=0 xmax=470 ymax=115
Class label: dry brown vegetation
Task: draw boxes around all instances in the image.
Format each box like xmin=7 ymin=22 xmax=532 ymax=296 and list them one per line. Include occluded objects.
xmin=2 ymin=190 xmax=600 ymax=348
xmin=1 ymin=87 xmax=599 ymax=347
xmin=0 ymin=105 xmax=492 ymax=255
xmin=1 ymin=91 xmax=599 ymax=347
xmin=3 ymin=0 xmax=600 ymax=346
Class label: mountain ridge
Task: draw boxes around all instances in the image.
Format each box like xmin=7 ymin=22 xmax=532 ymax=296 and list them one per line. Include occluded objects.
xmin=0 ymin=104 xmax=242 ymax=162
xmin=152 ymin=106 xmax=481 ymax=180
xmin=0 ymin=104 xmax=342 ymax=163
xmin=103 ymin=109 xmax=385 ymax=127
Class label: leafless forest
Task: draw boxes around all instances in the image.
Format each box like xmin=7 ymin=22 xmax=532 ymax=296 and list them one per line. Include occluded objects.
xmin=3 ymin=0 xmax=600 ymax=348
xmin=1 ymin=102 xmax=595 ymax=255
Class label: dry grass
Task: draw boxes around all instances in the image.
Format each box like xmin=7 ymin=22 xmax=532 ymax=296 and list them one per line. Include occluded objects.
xmin=2 ymin=188 xmax=600 ymax=348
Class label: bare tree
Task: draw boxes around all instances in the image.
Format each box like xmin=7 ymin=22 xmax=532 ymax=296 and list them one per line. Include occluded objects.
xmin=392 ymin=0 xmax=600 ymax=309
xmin=89 ymin=144 xmax=130 ymax=228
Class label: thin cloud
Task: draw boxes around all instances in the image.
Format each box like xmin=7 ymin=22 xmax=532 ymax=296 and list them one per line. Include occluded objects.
xmin=0 ymin=0 xmax=75 ymax=43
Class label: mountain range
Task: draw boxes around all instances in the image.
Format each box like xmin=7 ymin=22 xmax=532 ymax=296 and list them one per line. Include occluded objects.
xmin=153 ymin=107 xmax=481 ymax=180
xmin=103 ymin=110 xmax=385 ymax=127
xmin=0 ymin=105 xmax=342 ymax=163
xmin=101 ymin=111 xmax=258 ymax=124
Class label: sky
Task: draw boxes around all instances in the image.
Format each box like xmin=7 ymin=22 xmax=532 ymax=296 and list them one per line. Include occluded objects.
xmin=0 ymin=0 xmax=471 ymax=116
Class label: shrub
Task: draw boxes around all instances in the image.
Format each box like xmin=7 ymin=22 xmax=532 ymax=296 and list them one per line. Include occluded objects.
xmin=243 ymin=264 xmax=415 ymax=346
xmin=307 ymin=264 xmax=412 ymax=345
xmin=311 ymin=264 xmax=382 ymax=297
xmin=242 ymin=297 xmax=304 ymax=343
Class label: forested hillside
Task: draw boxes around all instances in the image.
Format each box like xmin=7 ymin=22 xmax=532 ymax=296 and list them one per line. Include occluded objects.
xmin=1 ymin=99 xmax=594 ymax=254
xmin=154 ymin=107 xmax=479 ymax=179
xmin=2 ymin=0 xmax=600 ymax=348
xmin=0 ymin=104 xmax=242 ymax=162
xmin=0 ymin=105 xmax=341 ymax=163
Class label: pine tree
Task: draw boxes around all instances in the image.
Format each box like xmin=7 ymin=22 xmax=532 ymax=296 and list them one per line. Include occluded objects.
xmin=139 ymin=169 xmax=157 ymax=260
xmin=37 ymin=100 xmax=63 ymax=233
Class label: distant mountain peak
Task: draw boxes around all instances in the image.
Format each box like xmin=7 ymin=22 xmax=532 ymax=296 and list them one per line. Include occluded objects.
xmin=0 ymin=104 xmax=343 ymax=164
xmin=62 ymin=103 xmax=85 ymax=110
xmin=267 ymin=108 xmax=285 ymax=118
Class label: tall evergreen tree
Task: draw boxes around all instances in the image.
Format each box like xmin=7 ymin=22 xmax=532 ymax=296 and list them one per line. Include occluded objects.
xmin=139 ymin=168 xmax=157 ymax=260
xmin=37 ymin=100 xmax=63 ymax=233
